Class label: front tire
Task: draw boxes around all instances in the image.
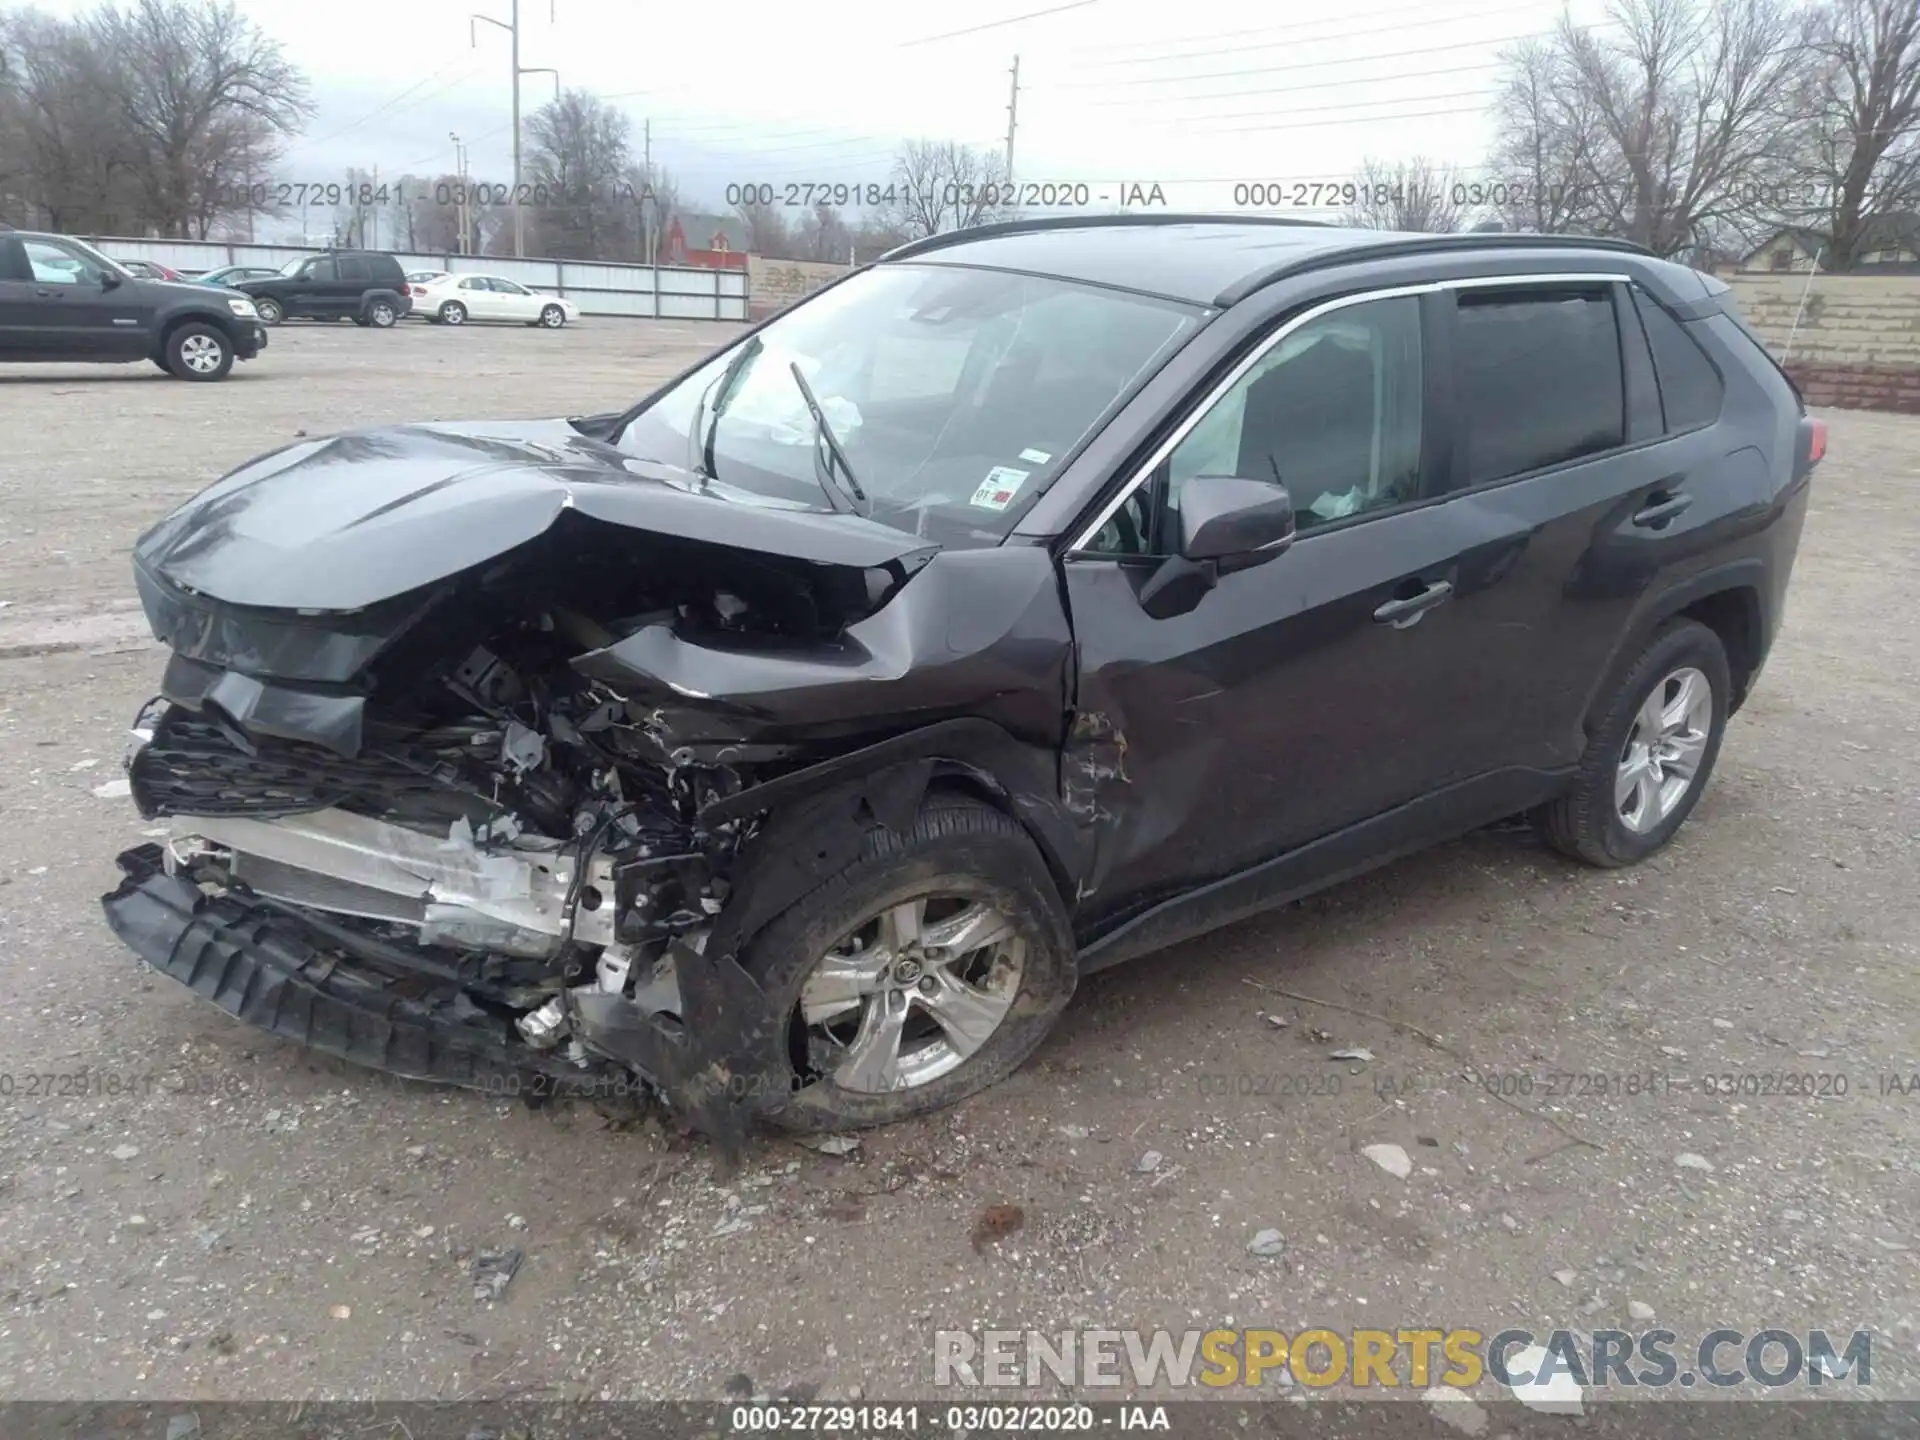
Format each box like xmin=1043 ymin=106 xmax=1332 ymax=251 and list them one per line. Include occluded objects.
xmin=1535 ymin=619 xmax=1730 ymax=867
xmin=253 ymin=297 xmax=284 ymax=325
xmin=741 ymin=795 xmax=1075 ymax=1133
xmin=539 ymin=304 xmax=566 ymax=328
xmin=164 ymin=323 xmax=234 ymax=381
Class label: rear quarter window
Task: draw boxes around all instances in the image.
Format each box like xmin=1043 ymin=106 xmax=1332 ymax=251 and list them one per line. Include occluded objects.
xmin=1632 ymin=288 xmax=1725 ymax=432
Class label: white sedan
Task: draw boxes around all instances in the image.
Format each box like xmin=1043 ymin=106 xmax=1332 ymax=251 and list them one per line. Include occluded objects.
xmin=410 ymin=273 xmax=580 ymax=328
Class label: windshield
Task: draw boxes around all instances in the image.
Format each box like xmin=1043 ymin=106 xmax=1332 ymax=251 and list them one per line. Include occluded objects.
xmin=614 ymin=263 xmax=1203 ymax=547
xmin=278 ymin=257 xmax=308 ymax=277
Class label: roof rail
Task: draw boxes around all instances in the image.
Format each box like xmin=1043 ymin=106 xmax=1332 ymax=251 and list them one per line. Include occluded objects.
xmin=1215 ymin=231 xmax=1656 ymax=305
xmin=879 ymin=211 xmax=1332 ymax=263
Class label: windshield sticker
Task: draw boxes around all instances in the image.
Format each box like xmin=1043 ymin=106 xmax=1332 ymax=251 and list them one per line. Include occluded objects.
xmin=971 ymin=466 xmax=1030 ymax=512
xmin=1018 ymin=447 xmax=1052 ymax=465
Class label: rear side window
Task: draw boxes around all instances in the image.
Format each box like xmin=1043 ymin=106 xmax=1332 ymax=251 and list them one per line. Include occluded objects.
xmin=338 ymin=256 xmax=369 ymax=283
xmin=1632 ymin=289 xmax=1725 ymax=432
xmin=1455 ymin=289 xmax=1624 ymax=484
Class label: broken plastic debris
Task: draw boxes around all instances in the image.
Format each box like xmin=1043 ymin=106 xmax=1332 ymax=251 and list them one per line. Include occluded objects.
xmin=1329 ymin=1048 xmax=1375 ymax=1062
xmin=92 ymin=777 xmax=132 ymax=799
xmin=471 ymin=1248 xmax=523 ymax=1302
xmin=1422 ymin=1387 xmax=1489 ymax=1436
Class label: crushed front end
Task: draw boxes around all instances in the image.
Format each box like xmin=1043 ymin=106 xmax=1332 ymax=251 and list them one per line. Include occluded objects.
xmin=101 ymin=427 xmax=1083 ymax=1145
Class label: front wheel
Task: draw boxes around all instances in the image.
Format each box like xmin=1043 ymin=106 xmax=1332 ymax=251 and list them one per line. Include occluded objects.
xmin=253 ymin=297 xmax=284 ymax=325
xmin=164 ymin=323 xmax=234 ymax=381
xmin=741 ymin=795 xmax=1075 ymax=1132
xmin=1534 ymin=619 xmax=1731 ymax=867
xmin=539 ymin=304 xmax=566 ymax=327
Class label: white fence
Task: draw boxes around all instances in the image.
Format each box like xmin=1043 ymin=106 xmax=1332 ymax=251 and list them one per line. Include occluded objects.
xmin=81 ymin=236 xmax=749 ymax=322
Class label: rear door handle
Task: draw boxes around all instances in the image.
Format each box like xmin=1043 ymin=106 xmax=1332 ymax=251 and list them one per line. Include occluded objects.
xmin=1631 ymin=489 xmax=1693 ymax=528
xmin=1373 ymin=579 xmax=1453 ymax=628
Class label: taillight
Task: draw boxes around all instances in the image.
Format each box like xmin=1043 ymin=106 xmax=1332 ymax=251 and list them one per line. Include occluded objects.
xmin=1807 ymin=417 xmax=1827 ymax=464
xmin=409 ymin=285 xmax=425 ymax=296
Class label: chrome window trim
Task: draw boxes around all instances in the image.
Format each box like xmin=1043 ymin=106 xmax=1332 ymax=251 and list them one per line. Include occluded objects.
xmin=1065 ymin=270 xmax=1634 ymax=554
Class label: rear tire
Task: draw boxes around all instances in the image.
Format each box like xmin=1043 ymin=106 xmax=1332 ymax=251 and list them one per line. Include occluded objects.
xmin=1534 ymin=619 xmax=1730 ymax=867
xmin=742 ymin=795 xmax=1076 ymax=1133
xmin=163 ymin=323 xmax=234 ymax=381
xmin=439 ymin=301 xmax=467 ymax=326
xmin=365 ymin=298 xmax=398 ymax=328
xmin=253 ymin=297 xmax=283 ymax=325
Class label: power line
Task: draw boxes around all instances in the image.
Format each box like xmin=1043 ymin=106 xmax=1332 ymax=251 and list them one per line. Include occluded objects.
xmin=1046 ymin=0 xmax=1536 ymax=68
xmin=306 ymin=59 xmax=481 ymax=146
xmin=1038 ymin=59 xmax=1511 ymax=111
xmin=898 ymin=0 xmax=1100 ymax=47
xmin=1038 ymin=26 xmax=1543 ymax=92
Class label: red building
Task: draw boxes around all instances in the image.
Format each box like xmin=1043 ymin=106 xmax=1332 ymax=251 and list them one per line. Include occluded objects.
xmin=659 ymin=213 xmax=748 ymax=270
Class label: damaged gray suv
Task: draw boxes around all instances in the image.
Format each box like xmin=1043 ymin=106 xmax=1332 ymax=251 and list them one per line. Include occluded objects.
xmin=102 ymin=216 xmax=1822 ymax=1140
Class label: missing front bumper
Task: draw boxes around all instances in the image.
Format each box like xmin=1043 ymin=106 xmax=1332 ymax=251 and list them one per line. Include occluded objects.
xmin=99 ymin=845 xmax=788 ymax=1144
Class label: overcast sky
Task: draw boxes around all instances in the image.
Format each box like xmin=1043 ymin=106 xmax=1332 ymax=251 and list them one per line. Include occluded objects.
xmin=45 ymin=0 xmax=1610 ymax=217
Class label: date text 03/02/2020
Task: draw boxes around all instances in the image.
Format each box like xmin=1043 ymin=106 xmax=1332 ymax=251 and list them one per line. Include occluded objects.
xmin=210 ymin=179 xmax=660 ymax=210
xmin=726 ymin=1404 xmax=1171 ymax=1432
xmin=722 ymin=182 xmax=1171 ymax=209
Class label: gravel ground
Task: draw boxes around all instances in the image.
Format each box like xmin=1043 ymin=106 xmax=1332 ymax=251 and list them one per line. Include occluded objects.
xmin=0 ymin=322 xmax=1915 ymax=1409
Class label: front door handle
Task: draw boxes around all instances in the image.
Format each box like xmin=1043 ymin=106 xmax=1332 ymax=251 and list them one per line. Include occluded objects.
xmin=1373 ymin=579 xmax=1453 ymax=628
xmin=1631 ymin=488 xmax=1693 ymax=528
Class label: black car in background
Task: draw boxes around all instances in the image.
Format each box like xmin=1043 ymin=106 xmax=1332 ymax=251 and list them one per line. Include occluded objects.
xmin=233 ymin=249 xmax=411 ymax=327
xmin=102 ymin=216 xmax=1822 ymax=1142
xmin=0 ymin=230 xmax=268 ymax=379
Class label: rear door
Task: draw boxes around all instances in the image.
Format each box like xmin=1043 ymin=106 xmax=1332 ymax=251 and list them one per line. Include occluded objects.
xmin=1433 ymin=278 xmax=1721 ymax=774
xmin=458 ymin=275 xmax=498 ymax=319
xmin=334 ymin=255 xmax=371 ymax=313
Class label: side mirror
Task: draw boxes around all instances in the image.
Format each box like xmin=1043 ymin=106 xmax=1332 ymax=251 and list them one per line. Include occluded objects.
xmin=1179 ymin=474 xmax=1296 ymax=564
xmin=1134 ymin=476 xmax=1297 ymax=621
xmin=101 ymin=270 xmax=122 ymax=291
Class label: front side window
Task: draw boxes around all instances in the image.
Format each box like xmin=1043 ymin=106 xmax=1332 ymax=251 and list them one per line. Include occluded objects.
xmin=615 ymin=263 xmax=1202 ymax=547
xmin=495 ymin=279 xmax=530 ymax=295
xmin=1170 ymin=295 xmax=1424 ymax=531
xmin=1455 ymin=289 xmax=1624 ymax=484
xmin=23 ymin=238 xmax=105 ymax=285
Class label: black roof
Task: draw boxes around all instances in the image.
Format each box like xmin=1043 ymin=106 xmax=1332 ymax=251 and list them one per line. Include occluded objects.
xmin=881 ymin=214 xmax=1651 ymax=308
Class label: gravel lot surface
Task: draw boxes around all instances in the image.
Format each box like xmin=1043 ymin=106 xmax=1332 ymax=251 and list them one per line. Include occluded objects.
xmin=0 ymin=322 xmax=1915 ymax=1413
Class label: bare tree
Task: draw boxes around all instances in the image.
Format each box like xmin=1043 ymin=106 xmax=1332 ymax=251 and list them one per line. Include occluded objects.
xmin=1491 ymin=0 xmax=1801 ymax=255
xmin=0 ymin=9 xmax=141 ymax=232
xmin=1340 ymin=156 xmax=1469 ymax=231
xmin=1782 ymin=0 xmax=1920 ymax=266
xmin=733 ymin=197 xmax=792 ymax=257
xmin=795 ymin=203 xmax=854 ymax=262
xmin=882 ymin=140 xmax=1014 ymax=239
xmin=1487 ymin=37 xmax=1610 ymax=232
xmin=93 ymin=0 xmax=311 ymax=237
xmin=523 ymin=88 xmax=635 ymax=259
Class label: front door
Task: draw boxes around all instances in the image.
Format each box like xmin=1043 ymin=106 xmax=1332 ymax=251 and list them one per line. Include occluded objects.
xmin=285 ymin=256 xmax=333 ymax=317
xmin=17 ymin=237 xmax=154 ymax=357
xmin=1061 ymin=290 xmax=1537 ymax=929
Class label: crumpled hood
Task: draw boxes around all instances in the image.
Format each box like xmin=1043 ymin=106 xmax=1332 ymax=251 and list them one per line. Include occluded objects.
xmin=134 ymin=419 xmax=937 ymax=612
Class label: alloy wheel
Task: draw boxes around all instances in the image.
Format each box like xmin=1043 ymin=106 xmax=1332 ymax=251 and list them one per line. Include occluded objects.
xmin=178 ymin=334 xmax=225 ymax=374
xmin=796 ymin=894 xmax=1025 ymax=1093
xmin=541 ymin=306 xmax=564 ymax=327
xmin=1616 ymin=665 xmax=1712 ymax=833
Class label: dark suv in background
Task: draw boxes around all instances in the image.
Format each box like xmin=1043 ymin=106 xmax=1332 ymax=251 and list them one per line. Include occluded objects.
xmin=234 ymin=249 xmax=411 ymax=327
xmin=0 ymin=230 xmax=268 ymax=380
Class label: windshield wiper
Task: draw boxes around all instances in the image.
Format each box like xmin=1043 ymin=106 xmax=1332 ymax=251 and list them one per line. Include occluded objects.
xmin=788 ymin=361 xmax=870 ymax=516
xmin=685 ymin=335 xmax=763 ymax=481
